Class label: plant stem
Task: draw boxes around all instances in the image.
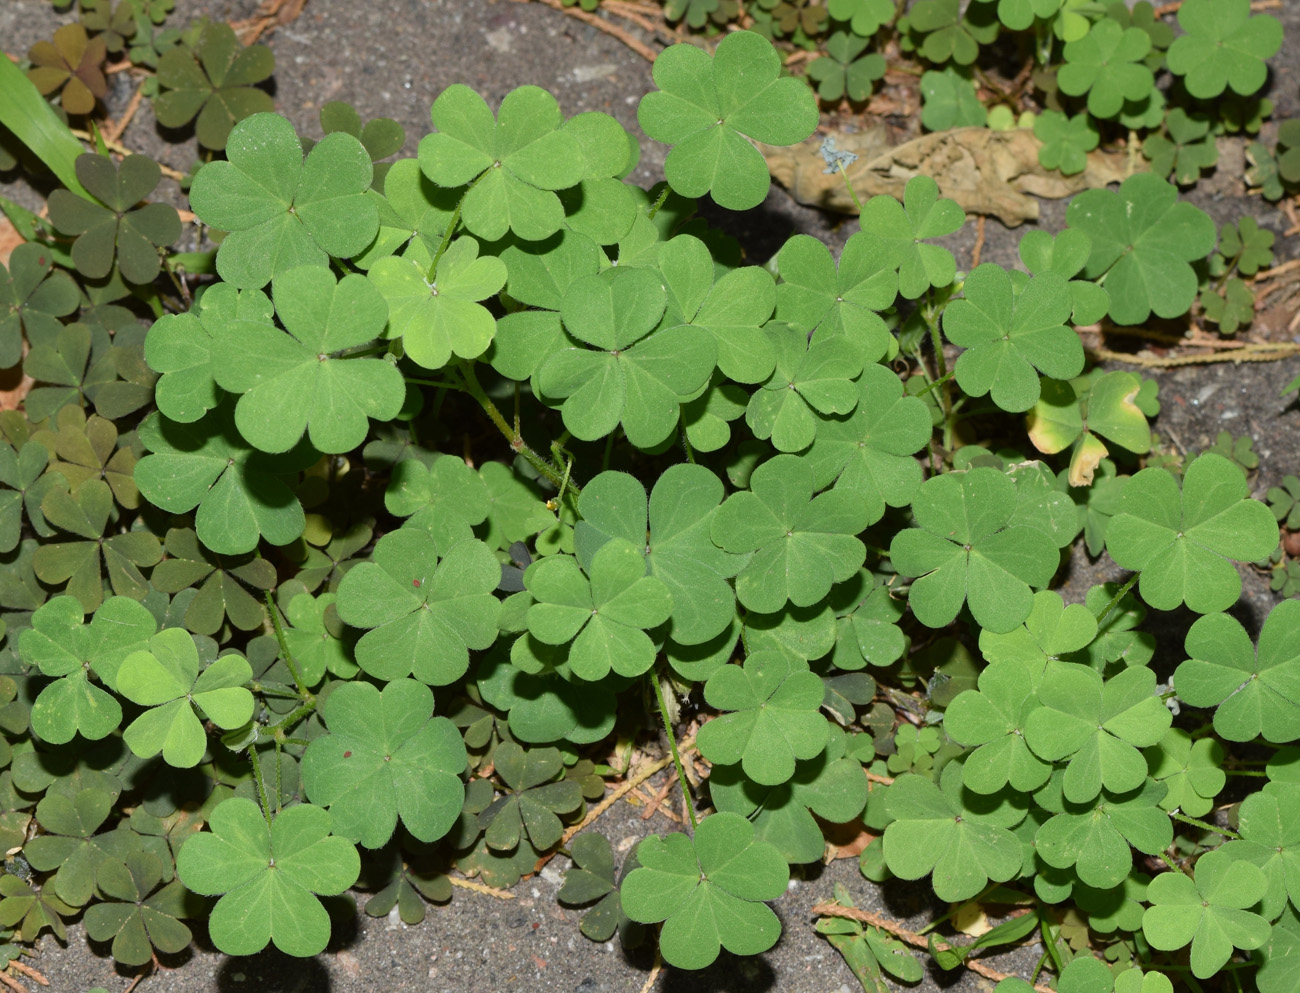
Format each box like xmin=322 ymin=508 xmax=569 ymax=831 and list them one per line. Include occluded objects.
xmin=247 ymin=745 xmax=273 ymax=831
xmin=1226 ymin=769 xmax=1268 ymax=777
xmin=264 ymin=592 xmax=312 ymax=703
xmin=1094 ymin=572 xmax=1140 ymax=625
xmin=651 ymin=670 xmax=697 ymax=830
xmin=404 ymin=376 xmax=466 ymax=391
xmin=1171 ymin=811 xmax=1241 ymax=840
xmin=835 ymin=160 xmax=864 ymax=214
xmin=1158 ymin=851 xmax=1194 ymax=877
xmin=646 ymin=185 xmax=671 ymax=221
xmin=426 ymin=171 xmax=486 ymax=282
xmin=456 ymin=360 xmax=580 ymax=494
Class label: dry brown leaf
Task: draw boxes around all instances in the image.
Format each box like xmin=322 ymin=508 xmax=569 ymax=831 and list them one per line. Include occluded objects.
xmin=761 ymin=127 xmax=1142 ymax=227
xmin=817 ymin=816 xmax=875 ymax=861
xmin=0 ymin=216 xmax=23 ymax=266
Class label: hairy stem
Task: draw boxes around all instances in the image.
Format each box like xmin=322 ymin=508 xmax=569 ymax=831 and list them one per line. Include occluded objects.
xmin=264 ymin=592 xmax=312 ymax=703
xmin=247 ymin=746 xmax=274 ymax=830
xmin=1094 ymin=572 xmax=1140 ymax=625
xmin=651 ymin=671 xmax=697 ymax=830
xmin=1171 ymin=811 xmax=1241 ymax=840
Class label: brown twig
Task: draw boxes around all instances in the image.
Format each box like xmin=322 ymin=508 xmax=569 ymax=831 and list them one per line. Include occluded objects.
xmin=3 ymin=964 xmax=44 ymax=988
xmin=1156 ymin=0 xmax=1278 ymax=13
xmin=0 ymin=973 xmax=25 ymax=993
xmin=103 ymin=80 xmax=145 ymax=145
xmin=1086 ymin=342 xmax=1299 ymax=367
xmin=230 ymin=0 xmax=309 ymax=44
xmin=68 ymin=128 xmax=187 ymax=181
xmin=971 ymin=215 xmax=986 ymax=269
xmin=448 ymin=875 xmax=516 ymax=900
xmin=510 ymin=0 xmax=659 ymax=62
xmin=810 ymin=903 xmax=1054 ymax=993
xmin=637 ymin=949 xmax=663 ymax=993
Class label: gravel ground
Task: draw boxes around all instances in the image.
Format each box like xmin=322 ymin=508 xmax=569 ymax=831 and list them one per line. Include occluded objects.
xmin=3 ymin=1 xmax=1300 ymax=991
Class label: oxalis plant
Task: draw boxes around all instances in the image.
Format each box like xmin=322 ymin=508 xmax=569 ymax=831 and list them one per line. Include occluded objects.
xmin=0 ymin=8 xmax=1298 ymax=993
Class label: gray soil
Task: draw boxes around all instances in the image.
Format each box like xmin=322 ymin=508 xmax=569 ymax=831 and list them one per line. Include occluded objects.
xmin=2 ymin=1 xmax=1300 ymax=991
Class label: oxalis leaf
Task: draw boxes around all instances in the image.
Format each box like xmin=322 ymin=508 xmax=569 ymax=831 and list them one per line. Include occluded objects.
xmin=712 ymin=453 xmax=868 ymax=614
xmin=478 ymin=742 xmax=584 ymax=852
xmin=334 ymin=527 xmax=501 ymax=685
xmin=524 ymin=538 xmax=672 ymax=681
xmin=1222 ymin=782 xmax=1300 ymax=922
xmin=1105 ymin=452 xmax=1278 ymax=614
xmin=620 ymin=811 xmax=789 ymax=969
xmin=210 ymin=265 xmax=404 ymax=454
xmin=1166 ymin=0 xmax=1282 ymax=100
xmin=175 ymin=797 xmax=360 ymax=957
xmin=1065 ymin=173 xmax=1217 ymax=326
xmin=19 ymin=594 xmax=155 ymax=744
xmin=890 ymin=466 xmax=1058 ymax=634
xmin=638 ymin=30 xmax=818 ymax=210
xmin=857 ymin=175 xmax=965 ymax=300
xmin=1175 ymin=599 xmax=1300 ymax=743
xmin=117 ymin=627 xmax=254 ymax=769
xmin=301 ymin=679 xmax=467 ymax=849
xmin=573 ymin=463 xmax=743 ymax=647
xmin=189 ymin=112 xmax=377 ymax=289
xmin=83 ymin=852 xmax=192 ymax=967
xmin=535 ymin=266 xmax=715 ymax=449
xmin=419 ymin=85 xmax=583 ymax=242
xmin=943 ymin=263 xmax=1082 ymax=413
xmin=1023 ymin=661 xmax=1171 ymax=803
xmin=881 ymin=760 xmax=1026 ymax=903
xmin=1141 ymin=849 xmax=1271 ymax=979
xmin=695 ymin=652 xmax=830 ymax=786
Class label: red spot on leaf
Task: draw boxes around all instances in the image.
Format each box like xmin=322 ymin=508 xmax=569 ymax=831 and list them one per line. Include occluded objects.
xmin=343 ymin=751 xmax=352 ymax=758
xmin=412 ymin=579 xmax=421 ymax=587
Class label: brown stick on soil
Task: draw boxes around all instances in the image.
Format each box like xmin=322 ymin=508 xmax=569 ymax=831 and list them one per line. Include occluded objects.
xmin=810 ymin=902 xmax=1054 ymax=993
xmin=510 ymin=0 xmax=659 ymax=62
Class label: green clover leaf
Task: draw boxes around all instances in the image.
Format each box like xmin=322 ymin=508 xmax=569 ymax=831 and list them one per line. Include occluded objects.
xmin=711 ymin=453 xmax=868 ymax=614
xmin=1223 ymin=782 xmax=1300 ymax=921
xmin=19 ymin=594 xmax=155 ymax=744
xmin=334 ymin=528 xmax=501 ymax=685
xmin=1033 ymin=110 xmax=1100 ymax=177
xmin=710 ymin=729 xmax=868 ymax=863
xmin=1024 ymin=662 xmax=1171 ymax=803
xmin=988 ymin=0 xmax=1064 ymax=31
xmin=637 ymin=30 xmax=818 ymax=210
xmin=134 ymin=405 xmax=313 ymax=556
xmin=1141 ymin=849 xmax=1270 ymax=979
xmin=536 ymin=266 xmax=715 ymax=448
xmin=558 ymin=832 xmax=643 ymax=943
xmin=117 ymin=627 xmax=254 ymax=768
xmin=828 ymin=569 xmax=906 ymax=670
xmin=1175 ymin=599 xmax=1300 ymax=743
xmin=385 ymin=453 xmax=489 ymax=554
xmin=34 ymin=478 xmax=162 ymax=612
xmin=1166 ymin=0 xmax=1283 ymax=99
xmin=920 ymin=67 xmax=988 ymax=130
xmin=858 ymin=175 xmax=966 ymax=300
xmin=945 ymin=657 xmax=1050 ymax=795
xmin=1028 ymin=371 xmax=1157 ymax=486
xmin=0 ymin=874 xmax=76 ymax=944
xmin=746 ymin=325 xmax=864 ymax=453
xmin=890 ymin=466 xmax=1058 ymax=634
xmin=695 ymin=652 xmax=829 ymax=786
xmin=574 ymin=463 xmax=742 ymax=646
xmin=807 ymin=32 xmax=886 ymax=103
xmin=0 ymin=243 xmax=79 ymax=368
xmin=209 ymin=265 xmax=402 ymax=454
xmin=909 ymin=0 xmax=1000 ymax=65
xmin=0 ymin=437 xmax=56 ymax=554
xmin=479 ymin=742 xmax=584 ymax=852
xmin=978 ymin=589 xmax=1098 ymax=674
xmin=1018 ymin=227 xmax=1111 ymax=326
xmin=827 ymin=0 xmax=895 ymax=34
xmin=419 ymin=85 xmax=583 ymax=241
xmin=524 ymin=538 xmax=672 ymax=680
xmin=301 ymin=679 xmax=467 ymax=849
xmin=83 ymin=853 xmax=192 ymax=967
xmin=47 ymin=154 xmax=180 ymax=285
xmin=774 ymin=232 xmax=898 ymax=364
xmin=189 ymin=112 xmax=377 ymax=289
xmin=20 ymin=787 xmax=118 ymax=908
xmin=144 ymin=283 xmax=272 ymax=424
xmin=476 ymin=646 xmax=617 ymax=745
xmin=1057 ymin=19 xmax=1154 ymax=119
xmin=354 ymin=157 xmax=457 ymax=268
xmin=175 ymin=797 xmax=360 ymax=957
xmin=803 ymin=363 xmax=930 ymax=525
xmin=279 ymin=591 xmax=354 ymax=685
xmin=1143 ymin=108 xmax=1218 ymax=187
xmin=658 ymin=233 xmax=778 ymax=384
xmin=1065 ymin=173 xmax=1217 ymax=326
xmin=1201 ymin=277 xmax=1256 ymax=335
xmin=1034 ymin=777 xmax=1173 ymax=890
xmin=35 ymin=404 xmax=139 ymax=508
xmin=152 ymin=21 xmax=274 ymax=150
xmin=621 ymin=811 xmax=789 ymax=969
xmin=368 ymin=237 xmax=505 ymax=371
xmin=149 ymin=527 xmax=277 ymax=636
xmin=943 ymin=264 xmax=1081 ymax=412
xmin=1146 ymin=728 xmax=1225 ymax=819
xmin=881 ymin=761 xmax=1026 ymax=903
xmin=1105 ymin=453 xmax=1279 ymax=613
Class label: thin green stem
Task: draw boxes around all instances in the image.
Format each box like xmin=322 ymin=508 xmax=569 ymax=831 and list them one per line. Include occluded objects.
xmin=247 ymin=746 xmax=274 ymax=830
xmin=651 ymin=671 xmax=697 ymax=830
xmin=1226 ymin=769 xmax=1268 ymax=777
xmin=1094 ymin=572 xmax=1140 ymax=626
xmin=456 ymin=360 xmax=580 ymax=494
xmin=404 ymin=376 xmax=466 ymax=391
xmin=646 ymin=185 xmax=671 ymax=221
xmin=274 ymin=738 xmax=284 ymax=815
xmin=426 ymin=171 xmax=487 ymax=282
xmin=1158 ymin=851 xmax=1194 ymax=877
xmin=835 ymin=160 xmax=864 ymax=214
xmin=1171 ymin=811 xmax=1241 ymax=840
xmin=264 ymin=593 xmax=312 ymax=703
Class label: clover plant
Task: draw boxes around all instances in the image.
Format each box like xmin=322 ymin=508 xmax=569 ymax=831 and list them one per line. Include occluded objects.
xmin=0 ymin=5 xmax=1297 ymax=990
